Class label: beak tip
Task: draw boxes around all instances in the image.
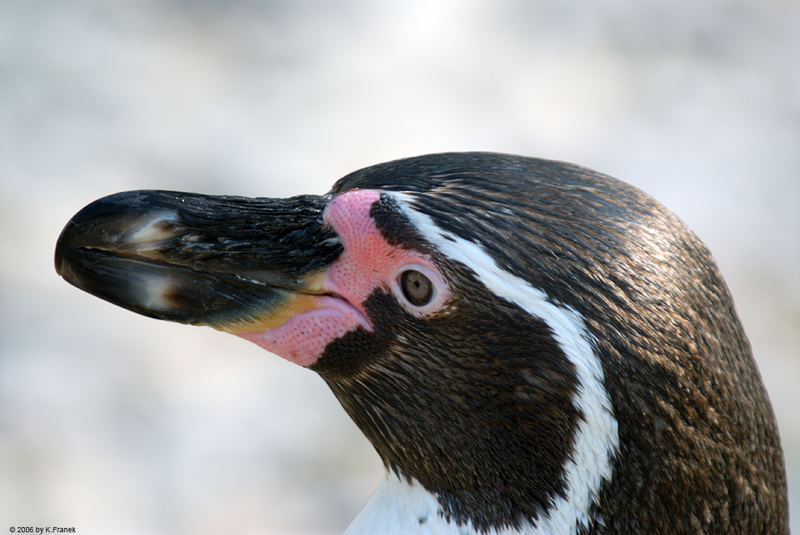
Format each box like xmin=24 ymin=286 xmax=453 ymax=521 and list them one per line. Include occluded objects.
xmin=54 ymin=220 xmax=77 ymax=279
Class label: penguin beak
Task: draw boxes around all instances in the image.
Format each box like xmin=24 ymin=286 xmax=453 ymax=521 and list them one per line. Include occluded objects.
xmin=54 ymin=190 xmax=343 ymax=334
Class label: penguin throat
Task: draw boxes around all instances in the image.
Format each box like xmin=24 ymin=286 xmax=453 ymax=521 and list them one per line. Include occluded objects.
xmin=321 ymin=289 xmax=585 ymax=532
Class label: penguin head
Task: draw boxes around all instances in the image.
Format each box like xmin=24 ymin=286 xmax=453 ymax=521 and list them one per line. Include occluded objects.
xmin=55 ymin=152 xmax=787 ymax=534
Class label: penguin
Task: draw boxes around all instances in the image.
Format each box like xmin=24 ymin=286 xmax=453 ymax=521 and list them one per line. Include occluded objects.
xmin=55 ymin=152 xmax=788 ymax=534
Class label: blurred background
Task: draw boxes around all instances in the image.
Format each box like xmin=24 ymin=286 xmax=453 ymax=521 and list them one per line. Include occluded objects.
xmin=1 ymin=1 xmax=797 ymax=534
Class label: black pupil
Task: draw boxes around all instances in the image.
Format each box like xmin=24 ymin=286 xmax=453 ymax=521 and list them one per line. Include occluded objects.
xmin=400 ymin=270 xmax=433 ymax=307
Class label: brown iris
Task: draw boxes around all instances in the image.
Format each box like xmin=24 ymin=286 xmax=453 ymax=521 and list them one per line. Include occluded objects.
xmin=399 ymin=269 xmax=433 ymax=307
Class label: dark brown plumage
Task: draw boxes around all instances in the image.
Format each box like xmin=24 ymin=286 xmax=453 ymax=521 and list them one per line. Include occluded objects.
xmin=315 ymin=153 xmax=788 ymax=533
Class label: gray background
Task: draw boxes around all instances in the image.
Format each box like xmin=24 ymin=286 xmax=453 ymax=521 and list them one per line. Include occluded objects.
xmin=2 ymin=1 xmax=797 ymax=534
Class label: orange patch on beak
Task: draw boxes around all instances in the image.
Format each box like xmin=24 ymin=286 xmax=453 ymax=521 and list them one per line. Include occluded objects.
xmin=217 ymin=292 xmax=325 ymax=335
xmin=214 ymin=270 xmax=331 ymax=335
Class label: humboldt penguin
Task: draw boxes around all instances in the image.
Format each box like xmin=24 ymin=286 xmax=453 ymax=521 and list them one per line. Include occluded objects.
xmin=55 ymin=152 xmax=788 ymax=534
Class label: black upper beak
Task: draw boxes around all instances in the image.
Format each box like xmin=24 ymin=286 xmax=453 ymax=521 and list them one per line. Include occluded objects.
xmin=55 ymin=190 xmax=342 ymax=330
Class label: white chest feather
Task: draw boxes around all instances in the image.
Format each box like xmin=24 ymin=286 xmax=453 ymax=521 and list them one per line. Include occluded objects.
xmin=343 ymin=474 xmax=584 ymax=535
xmin=343 ymin=473 xmax=508 ymax=535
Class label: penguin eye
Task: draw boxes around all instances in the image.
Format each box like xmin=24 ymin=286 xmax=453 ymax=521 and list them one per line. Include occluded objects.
xmin=399 ymin=269 xmax=433 ymax=307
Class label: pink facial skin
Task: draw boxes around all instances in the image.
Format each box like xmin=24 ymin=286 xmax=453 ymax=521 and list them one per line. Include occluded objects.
xmin=237 ymin=189 xmax=450 ymax=367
